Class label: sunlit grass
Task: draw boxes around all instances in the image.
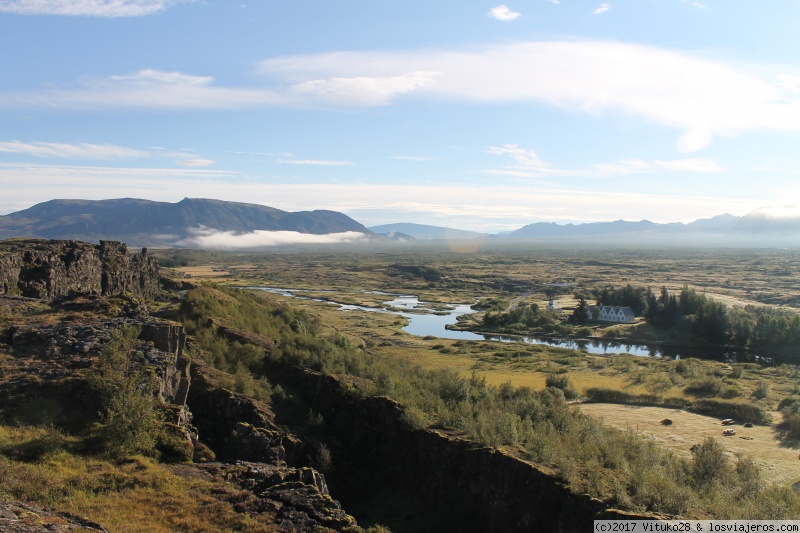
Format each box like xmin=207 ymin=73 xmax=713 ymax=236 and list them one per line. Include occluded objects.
xmin=0 ymin=426 xmax=275 ymax=533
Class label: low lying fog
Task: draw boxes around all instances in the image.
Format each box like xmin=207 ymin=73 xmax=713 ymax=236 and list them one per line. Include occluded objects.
xmin=178 ymin=227 xmax=368 ymax=249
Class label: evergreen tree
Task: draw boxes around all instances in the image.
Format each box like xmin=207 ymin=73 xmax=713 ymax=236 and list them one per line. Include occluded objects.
xmin=571 ymin=297 xmax=590 ymax=324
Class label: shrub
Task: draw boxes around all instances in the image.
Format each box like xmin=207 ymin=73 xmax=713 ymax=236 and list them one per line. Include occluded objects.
xmin=691 ymin=399 xmax=771 ymax=424
xmin=779 ymin=397 xmax=800 ymax=441
xmin=684 ymin=376 xmax=723 ymax=396
xmin=545 ymin=374 xmax=578 ymax=400
xmin=193 ymin=441 xmax=216 ymax=463
xmin=691 ymin=437 xmax=730 ymax=487
xmin=91 ymin=326 xmax=163 ymax=458
xmin=155 ymin=425 xmax=194 ymax=463
xmin=753 ymin=379 xmax=770 ymax=400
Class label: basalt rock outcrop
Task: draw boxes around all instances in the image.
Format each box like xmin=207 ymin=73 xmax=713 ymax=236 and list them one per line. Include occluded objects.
xmin=0 ymin=310 xmax=193 ymax=432
xmin=297 ymin=369 xmax=650 ymax=532
xmin=197 ymin=462 xmax=358 ymax=532
xmin=0 ymin=290 xmax=360 ymax=532
xmin=212 ymin=323 xmax=656 ymax=532
xmin=0 ymin=239 xmax=159 ymax=301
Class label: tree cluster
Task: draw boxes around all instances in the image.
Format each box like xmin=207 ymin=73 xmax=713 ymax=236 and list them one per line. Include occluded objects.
xmin=601 ymin=284 xmax=800 ymax=355
xmin=482 ymin=302 xmax=562 ymax=332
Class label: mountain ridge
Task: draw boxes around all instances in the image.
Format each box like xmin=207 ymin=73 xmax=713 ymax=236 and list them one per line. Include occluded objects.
xmin=0 ymin=198 xmax=372 ymax=246
xmin=2 ymin=198 xmax=799 ymax=247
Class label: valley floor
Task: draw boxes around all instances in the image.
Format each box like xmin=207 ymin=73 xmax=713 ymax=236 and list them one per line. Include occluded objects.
xmin=578 ymin=403 xmax=800 ymax=488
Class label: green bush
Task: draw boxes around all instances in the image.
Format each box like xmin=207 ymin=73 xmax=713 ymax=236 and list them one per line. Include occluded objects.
xmin=155 ymin=424 xmax=194 ymax=463
xmin=584 ymin=387 xmax=689 ymax=408
xmin=691 ymin=399 xmax=771 ymax=424
xmin=91 ymin=326 xmax=163 ymax=458
xmin=692 ymin=437 xmax=729 ymax=487
xmin=545 ymin=374 xmax=578 ymax=400
xmin=684 ymin=376 xmax=723 ymax=396
xmin=753 ymin=379 xmax=770 ymax=400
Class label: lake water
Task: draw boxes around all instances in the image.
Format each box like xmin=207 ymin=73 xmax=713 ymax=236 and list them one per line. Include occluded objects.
xmin=245 ymin=287 xmax=752 ymax=361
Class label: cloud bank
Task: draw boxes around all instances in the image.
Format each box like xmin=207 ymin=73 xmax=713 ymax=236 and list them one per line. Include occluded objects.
xmin=746 ymin=206 xmax=800 ymax=220
xmin=256 ymin=41 xmax=800 ymax=151
xmin=5 ymin=41 xmax=800 ymax=153
xmin=0 ymin=0 xmax=187 ymax=17
xmin=178 ymin=227 xmax=368 ymax=249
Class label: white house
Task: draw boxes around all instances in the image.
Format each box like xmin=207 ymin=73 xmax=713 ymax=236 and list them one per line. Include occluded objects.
xmin=545 ymin=298 xmax=563 ymax=315
xmin=594 ymin=304 xmax=635 ymax=323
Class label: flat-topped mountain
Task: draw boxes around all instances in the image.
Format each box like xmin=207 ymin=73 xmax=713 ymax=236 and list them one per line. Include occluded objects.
xmin=0 ymin=198 xmax=372 ymax=246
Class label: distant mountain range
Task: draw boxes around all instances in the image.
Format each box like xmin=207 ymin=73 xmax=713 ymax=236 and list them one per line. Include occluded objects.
xmin=504 ymin=212 xmax=800 ymax=243
xmin=0 ymin=198 xmax=372 ymax=246
xmin=369 ymin=223 xmax=489 ymax=241
xmin=1 ymin=198 xmax=798 ymax=247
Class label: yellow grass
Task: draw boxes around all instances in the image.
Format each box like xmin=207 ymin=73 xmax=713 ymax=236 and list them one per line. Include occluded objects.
xmin=578 ymin=403 xmax=800 ymax=487
xmin=176 ymin=265 xmax=231 ymax=278
xmin=0 ymin=427 xmax=275 ymax=533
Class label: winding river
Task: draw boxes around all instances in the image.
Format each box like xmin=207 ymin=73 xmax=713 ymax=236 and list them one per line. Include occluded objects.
xmin=246 ymin=287 xmax=754 ymax=362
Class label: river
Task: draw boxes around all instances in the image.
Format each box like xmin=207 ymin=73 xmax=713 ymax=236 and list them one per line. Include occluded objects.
xmin=245 ymin=287 xmax=756 ymax=362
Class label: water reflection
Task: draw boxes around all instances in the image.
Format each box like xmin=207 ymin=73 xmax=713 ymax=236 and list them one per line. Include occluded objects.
xmin=245 ymin=287 xmax=762 ymax=362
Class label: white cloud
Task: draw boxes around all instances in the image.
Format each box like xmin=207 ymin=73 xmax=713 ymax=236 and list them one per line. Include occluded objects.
xmin=177 ymin=158 xmax=215 ymax=167
xmin=178 ymin=227 xmax=368 ymax=249
xmin=257 ymin=41 xmax=800 ymax=149
xmin=277 ymin=158 xmax=354 ymax=166
xmin=487 ymin=144 xmax=548 ymax=168
xmin=746 ymin=206 xmax=800 ymax=220
xmin=109 ymin=69 xmax=210 ymax=86
xmin=676 ymin=128 xmax=714 ymax=153
xmin=692 ymin=3 xmax=705 ymax=8
xmin=654 ymin=158 xmax=723 ymax=173
xmin=593 ymin=3 xmax=611 ymax=14
xmin=7 ymin=42 xmax=800 ymax=151
xmin=0 ymin=69 xmax=288 ymax=110
xmin=0 ymin=141 xmax=149 ymax=159
xmin=489 ymin=5 xmax=521 ymax=21
xmin=290 ymin=71 xmax=438 ymax=107
xmin=777 ymin=74 xmax=800 ymax=94
xmin=0 ymin=0 xmax=187 ymax=17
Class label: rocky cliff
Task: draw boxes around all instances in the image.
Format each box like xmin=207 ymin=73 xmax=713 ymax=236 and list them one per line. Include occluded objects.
xmin=0 ymin=291 xmax=361 ymax=532
xmin=212 ymin=325 xmax=655 ymax=532
xmin=0 ymin=239 xmax=159 ymax=301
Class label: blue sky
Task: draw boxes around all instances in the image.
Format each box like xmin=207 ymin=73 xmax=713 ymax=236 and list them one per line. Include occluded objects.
xmin=2 ymin=0 xmax=800 ymax=233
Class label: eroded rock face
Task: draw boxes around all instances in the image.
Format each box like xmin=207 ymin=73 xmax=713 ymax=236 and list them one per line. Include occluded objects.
xmin=198 ymin=462 xmax=358 ymax=533
xmin=0 ymin=296 xmax=357 ymax=532
xmin=0 ymin=499 xmax=108 ymax=533
xmin=0 ymin=314 xmax=192 ymax=429
xmin=99 ymin=241 xmax=159 ymax=299
xmin=0 ymin=239 xmax=159 ymax=301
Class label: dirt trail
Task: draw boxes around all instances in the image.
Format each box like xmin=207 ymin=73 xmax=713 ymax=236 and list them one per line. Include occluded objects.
xmin=578 ymin=403 xmax=800 ymax=487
